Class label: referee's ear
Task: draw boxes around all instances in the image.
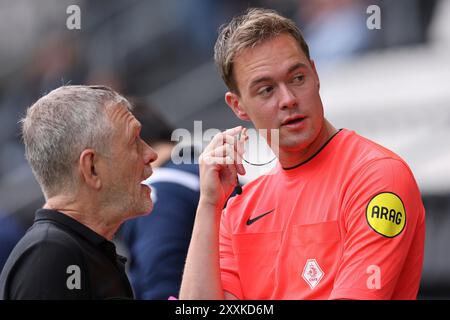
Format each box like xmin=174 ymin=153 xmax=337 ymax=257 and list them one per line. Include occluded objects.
xmin=79 ymin=149 xmax=102 ymax=190
xmin=225 ymin=92 xmax=250 ymax=121
xmin=310 ymin=59 xmax=320 ymax=91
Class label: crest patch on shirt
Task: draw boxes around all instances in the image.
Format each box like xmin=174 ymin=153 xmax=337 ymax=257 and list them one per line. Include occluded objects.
xmin=302 ymin=259 xmax=324 ymax=289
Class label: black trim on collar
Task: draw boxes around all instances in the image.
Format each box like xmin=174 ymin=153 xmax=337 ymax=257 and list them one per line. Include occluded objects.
xmin=283 ymin=129 xmax=343 ymax=170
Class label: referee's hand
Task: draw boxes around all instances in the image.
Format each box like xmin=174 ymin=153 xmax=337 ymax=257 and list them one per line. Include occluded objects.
xmin=198 ymin=126 xmax=247 ymax=209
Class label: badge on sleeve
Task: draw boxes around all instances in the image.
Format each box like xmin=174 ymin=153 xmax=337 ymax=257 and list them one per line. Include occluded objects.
xmin=366 ymin=192 xmax=406 ymax=238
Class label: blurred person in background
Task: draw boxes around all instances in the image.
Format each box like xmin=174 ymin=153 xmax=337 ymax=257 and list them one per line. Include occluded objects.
xmin=0 ymin=85 xmax=157 ymax=299
xmin=180 ymin=8 xmax=425 ymax=300
xmin=119 ymin=98 xmax=200 ymax=299
xmin=295 ymin=0 xmax=372 ymax=68
xmin=0 ymin=34 xmax=84 ymax=178
xmin=0 ymin=212 xmax=25 ymax=273
xmin=293 ymin=0 xmax=438 ymax=70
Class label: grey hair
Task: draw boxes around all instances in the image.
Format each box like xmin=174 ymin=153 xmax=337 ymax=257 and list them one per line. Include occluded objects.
xmin=21 ymin=85 xmax=129 ymax=198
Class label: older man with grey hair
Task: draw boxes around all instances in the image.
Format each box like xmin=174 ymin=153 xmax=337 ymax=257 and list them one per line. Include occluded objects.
xmin=0 ymin=85 xmax=157 ymax=299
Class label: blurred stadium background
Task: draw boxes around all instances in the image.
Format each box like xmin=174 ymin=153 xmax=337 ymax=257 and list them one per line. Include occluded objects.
xmin=0 ymin=0 xmax=449 ymax=299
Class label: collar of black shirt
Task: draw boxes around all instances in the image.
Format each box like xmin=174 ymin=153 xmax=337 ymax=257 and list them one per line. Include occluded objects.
xmin=34 ymin=209 xmax=127 ymax=264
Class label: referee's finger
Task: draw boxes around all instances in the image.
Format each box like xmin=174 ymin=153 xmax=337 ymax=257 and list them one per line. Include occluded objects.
xmin=211 ymin=144 xmax=234 ymax=159
xmin=203 ymin=126 xmax=242 ymax=153
xmin=201 ymin=155 xmax=235 ymax=166
xmin=235 ymin=128 xmax=248 ymax=175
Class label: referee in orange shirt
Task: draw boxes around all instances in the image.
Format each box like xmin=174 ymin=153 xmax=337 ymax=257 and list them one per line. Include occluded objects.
xmin=180 ymin=8 xmax=425 ymax=300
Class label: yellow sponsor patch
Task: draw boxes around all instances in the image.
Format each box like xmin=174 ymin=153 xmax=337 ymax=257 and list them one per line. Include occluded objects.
xmin=366 ymin=192 xmax=406 ymax=238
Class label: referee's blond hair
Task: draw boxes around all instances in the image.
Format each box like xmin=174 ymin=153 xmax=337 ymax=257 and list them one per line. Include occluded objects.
xmin=214 ymin=7 xmax=310 ymax=94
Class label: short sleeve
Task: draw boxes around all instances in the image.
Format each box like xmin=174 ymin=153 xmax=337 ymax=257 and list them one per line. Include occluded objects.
xmin=8 ymin=240 xmax=90 ymax=299
xmin=330 ymin=158 xmax=425 ymax=300
xmin=219 ymin=208 xmax=243 ymax=299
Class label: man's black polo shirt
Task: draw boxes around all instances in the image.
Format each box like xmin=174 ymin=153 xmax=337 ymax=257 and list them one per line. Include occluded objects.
xmin=0 ymin=209 xmax=134 ymax=299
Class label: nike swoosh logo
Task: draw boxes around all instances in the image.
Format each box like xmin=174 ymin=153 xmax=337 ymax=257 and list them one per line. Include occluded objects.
xmin=246 ymin=209 xmax=275 ymax=225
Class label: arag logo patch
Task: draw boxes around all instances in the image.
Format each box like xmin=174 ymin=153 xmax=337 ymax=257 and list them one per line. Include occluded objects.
xmin=366 ymin=192 xmax=406 ymax=238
